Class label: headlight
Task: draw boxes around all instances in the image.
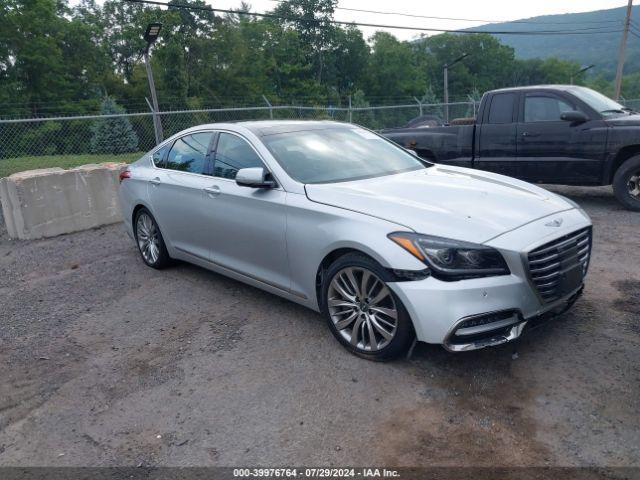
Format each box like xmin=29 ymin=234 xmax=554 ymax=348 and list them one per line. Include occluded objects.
xmin=388 ymin=232 xmax=510 ymax=281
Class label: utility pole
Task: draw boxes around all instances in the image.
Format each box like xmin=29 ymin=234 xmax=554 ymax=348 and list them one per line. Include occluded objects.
xmin=144 ymin=51 xmax=163 ymax=145
xmin=614 ymin=0 xmax=634 ymax=100
xmin=143 ymin=23 xmax=163 ymax=144
xmin=442 ymin=53 xmax=469 ymax=124
xmin=262 ymin=95 xmax=273 ymax=119
xmin=443 ymin=66 xmax=449 ymax=123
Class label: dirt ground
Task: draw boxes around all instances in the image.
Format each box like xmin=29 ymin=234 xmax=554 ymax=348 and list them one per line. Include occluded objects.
xmin=0 ymin=185 xmax=638 ymax=468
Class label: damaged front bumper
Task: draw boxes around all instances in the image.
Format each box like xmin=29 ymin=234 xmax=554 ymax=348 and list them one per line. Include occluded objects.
xmin=443 ymin=285 xmax=584 ymax=352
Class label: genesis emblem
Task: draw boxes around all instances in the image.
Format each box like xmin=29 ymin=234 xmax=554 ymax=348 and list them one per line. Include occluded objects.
xmin=545 ymin=218 xmax=564 ymax=227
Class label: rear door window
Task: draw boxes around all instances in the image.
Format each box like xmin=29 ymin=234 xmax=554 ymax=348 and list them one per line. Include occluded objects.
xmin=166 ymin=132 xmax=214 ymax=174
xmin=488 ymin=93 xmax=516 ymax=124
xmin=152 ymin=144 xmax=169 ymax=167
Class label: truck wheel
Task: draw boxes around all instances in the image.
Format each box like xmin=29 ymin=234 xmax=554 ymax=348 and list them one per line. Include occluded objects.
xmin=613 ymin=155 xmax=640 ymax=211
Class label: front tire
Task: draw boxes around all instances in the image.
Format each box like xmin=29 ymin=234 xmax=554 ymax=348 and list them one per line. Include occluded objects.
xmin=134 ymin=208 xmax=171 ymax=269
xmin=613 ymin=155 xmax=640 ymax=211
xmin=321 ymin=253 xmax=415 ymax=361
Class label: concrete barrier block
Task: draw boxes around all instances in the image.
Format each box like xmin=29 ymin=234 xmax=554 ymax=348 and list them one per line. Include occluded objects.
xmin=0 ymin=163 xmax=126 ymax=240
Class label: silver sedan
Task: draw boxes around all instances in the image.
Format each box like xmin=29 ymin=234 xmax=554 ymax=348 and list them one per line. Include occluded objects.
xmin=118 ymin=121 xmax=592 ymax=360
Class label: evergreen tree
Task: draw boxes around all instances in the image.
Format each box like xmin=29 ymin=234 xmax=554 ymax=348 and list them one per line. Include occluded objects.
xmin=90 ymin=97 xmax=139 ymax=154
xmin=420 ymin=86 xmax=444 ymax=120
xmin=351 ymin=89 xmax=376 ymax=128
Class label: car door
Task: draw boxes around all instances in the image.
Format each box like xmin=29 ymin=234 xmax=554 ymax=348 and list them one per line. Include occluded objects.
xmin=204 ymin=131 xmax=290 ymax=292
xmin=475 ymin=91 xmax=519 ymax=176
xmin=147 ymin=131 xmax=216 ymax=261
xmin=516 ymin=92 xmax=606 ymax=184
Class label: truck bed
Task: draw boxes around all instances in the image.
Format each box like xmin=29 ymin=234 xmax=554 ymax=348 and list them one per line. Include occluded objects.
xmin=381 ymin=124 xmax=475 ymax=168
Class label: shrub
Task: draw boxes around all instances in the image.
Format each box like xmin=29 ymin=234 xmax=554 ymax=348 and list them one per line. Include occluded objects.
xmin=90 ymin=97 xmax=139 ymax=154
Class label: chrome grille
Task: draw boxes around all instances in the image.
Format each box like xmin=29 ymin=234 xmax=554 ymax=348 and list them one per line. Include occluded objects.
xmin=527 ymin=227 xmax=592 ymax=303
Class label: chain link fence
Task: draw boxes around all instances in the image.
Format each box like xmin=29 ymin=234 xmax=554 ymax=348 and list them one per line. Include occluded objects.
xmin=3 ymin=96 xmax=640 ymax=178
xmin=621 ymin=98 xmax=640 ymax=112
xmin=0 ymin=100 xmax=476 ymax=177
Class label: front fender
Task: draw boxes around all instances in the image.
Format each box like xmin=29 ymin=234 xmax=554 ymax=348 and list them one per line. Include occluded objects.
xmin=285 ymin=193 xmax=425 ymax=310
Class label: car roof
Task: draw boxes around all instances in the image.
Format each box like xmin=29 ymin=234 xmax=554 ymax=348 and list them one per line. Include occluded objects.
xmin=238 ymin=120 xmax=354 ymax=137
xmin=179 ymin=120 xmax=355 ymax=138
xmin=487 ymin=85 xmax=583 ymax=94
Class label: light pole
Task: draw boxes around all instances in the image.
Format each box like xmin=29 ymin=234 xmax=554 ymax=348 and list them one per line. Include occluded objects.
xmin=144 ymin=22 xmax=163 ymax=144
xmin=443 ymin=53 xmax=469 ymax=124
xmin=571 ymin=64 xmax=594 ymax=85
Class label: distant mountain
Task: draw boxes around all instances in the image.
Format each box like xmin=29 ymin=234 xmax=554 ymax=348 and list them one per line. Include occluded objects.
xmin=468 ymin=5 xmax=640 ymax=77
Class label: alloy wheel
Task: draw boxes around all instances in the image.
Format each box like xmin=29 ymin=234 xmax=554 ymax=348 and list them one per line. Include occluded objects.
xmin=136 ymin=212 xmax=160 ymax=264
xmin=327 ymin=267 xmax=398 ymax=352
xmin=628 ymin=171 xmax=640 ymax=198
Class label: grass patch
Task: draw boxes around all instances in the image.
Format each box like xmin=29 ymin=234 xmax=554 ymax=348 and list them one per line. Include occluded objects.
xmin=0 ymin=152 xmax=143 ymax=178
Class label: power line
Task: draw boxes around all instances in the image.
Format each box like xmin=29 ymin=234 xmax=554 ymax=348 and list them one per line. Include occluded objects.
xmin=265 ymin=0 xmax=625 ymax=26
xmin=629 ymin=21 xmax=640 ymax=39
xmin=471 ymin=24 xmax=621 ymax=33
xmin=124 ymin=0 xmax=623 ymax=36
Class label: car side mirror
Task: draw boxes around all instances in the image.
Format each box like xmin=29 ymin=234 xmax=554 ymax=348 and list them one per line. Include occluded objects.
xmin=235 ymin=167 xmax=277 ymax=189
xmin=560 ymin=111 xmax=588 ymax=123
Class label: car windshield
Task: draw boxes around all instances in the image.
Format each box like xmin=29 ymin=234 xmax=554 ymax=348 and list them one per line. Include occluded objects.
xmin=262 ymin=127 xmax=429 ymax=184
xmin=567 ymin=86 xmax=629 ymax=116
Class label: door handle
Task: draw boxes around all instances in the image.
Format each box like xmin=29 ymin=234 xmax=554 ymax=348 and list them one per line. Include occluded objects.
xmin=521 ymin=132 xmax=540 ymax=138
xmin=149 ymin=177 xmax=161 ymax=186
xmin=203 ymin=185 xmax=221 ymax=197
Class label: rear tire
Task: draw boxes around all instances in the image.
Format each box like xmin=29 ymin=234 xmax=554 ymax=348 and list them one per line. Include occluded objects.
xmin=321 ymin=253 xmax=415 ymax=361
xmin=613 ymin=155 xmax=640 ymax=211
xmin=134 ymin=208 xmax=171 ymax=269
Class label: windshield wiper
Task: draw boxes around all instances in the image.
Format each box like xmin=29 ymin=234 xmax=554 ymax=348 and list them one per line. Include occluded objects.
xmin=601 ymin=109 xmax=627 ymax=114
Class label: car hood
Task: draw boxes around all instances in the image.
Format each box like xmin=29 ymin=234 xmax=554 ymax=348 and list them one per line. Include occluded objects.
xmin=305 ymin=166 xmax=573 ymax=244
xmin=605 ymin=113 xmax=640 ymax=126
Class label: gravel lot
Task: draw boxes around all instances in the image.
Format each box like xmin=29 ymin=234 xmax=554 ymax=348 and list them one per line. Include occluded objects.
xmin=0 ymin=185 xmax=638 ymax=468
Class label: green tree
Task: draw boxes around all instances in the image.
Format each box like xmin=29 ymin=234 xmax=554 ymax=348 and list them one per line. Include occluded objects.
xmin=2 ymin=0 xmax=636 ymax=128
xmin=513 ymin=57 xmax=581 ymax=86
xmin=415 ymin=33 xmax=517 ymax=101
xmin=326 ymin=26 xmax=369 ymax=95
xmin=274 ymin=0 xmax=338 ymax=84
xmin=1 ymin=0 xmax=73 ymax=114
xmin=420 ymin=86 xmax=443 ymax=119
xmin=365 ymin=32 xmax=423 ymax=100
xmin=90 ymin=97 xmax=139 ymax=154
xmin=350 ymin=89 xmax=375 ymax=127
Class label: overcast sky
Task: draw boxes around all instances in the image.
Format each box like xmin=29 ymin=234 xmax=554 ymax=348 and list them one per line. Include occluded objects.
xmin=207 ymin=0 xmax=630 ymax=41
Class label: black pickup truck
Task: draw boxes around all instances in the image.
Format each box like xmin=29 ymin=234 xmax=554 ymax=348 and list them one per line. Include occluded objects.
xmin=382 ymin=85 xmax=640 ymax=210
